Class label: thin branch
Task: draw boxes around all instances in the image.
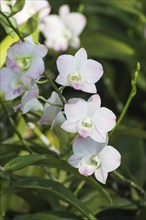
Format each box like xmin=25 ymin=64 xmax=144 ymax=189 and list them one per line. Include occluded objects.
xmin=0 ymin=11 xmax=24 ymax=42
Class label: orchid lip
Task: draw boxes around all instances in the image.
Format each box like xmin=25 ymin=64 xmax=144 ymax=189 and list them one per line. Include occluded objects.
xmin=16 ymin=56 xmax=32 ymax=71
xmin=81 ymin=117 xmax=92 ymax=128
xmin=69 ymin=71 xmax=81 ymax=82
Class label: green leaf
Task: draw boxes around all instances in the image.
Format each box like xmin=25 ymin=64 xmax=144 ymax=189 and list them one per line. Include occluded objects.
xmin=13 ymin=211 xmax=79 ymax=220
xmin=4 ymin=154 xmax=48 ymax=171
xmin=20 ymin=14 xmax=38 ymax=38
xmin=0 ymin=13 xmax=16 ymax=37
xmin=4 ymin=155 xmax=111 ymax=203
xmin=82 ymin=32 xmax=135 ymax=61
xmin=11 ymin=0 xmax=25 ymax=16
xmin=11 ymin=176 xmax=96 ymax=219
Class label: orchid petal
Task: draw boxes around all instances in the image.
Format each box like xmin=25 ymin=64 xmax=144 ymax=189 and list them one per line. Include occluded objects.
xmin=55 ymin=74 xmax=70 ymax=86
xmin=0 ymin=67 xmax=15 ymax=92
xmin=61 ymin=121 xmax=77 ymax=133
xmin=68 ymin=155 xmax=81 ymax=168
xmin=80 ymin=59 xmax=103 ymax=83
xmin=87 ymin=94 xmax=101 ymax=116
xmin=57 ymin=54 xmax=75 ymax=77
xmin=94 ymin=168 xmax=108 ymax=184
xmin=73 ymin=137 xmax=97 ymax=157
xmin=64 ymin=98 xmax=87 ymax=122
xmin=91 ymin=128 xmax=107 ymax=143
xmin=99 ymin=145 xmax=121 ymax=172
xmin=75 ymin=48 xmax=87 ymax=70
xmin=66 ymin=13 xmax=86 ymax=35
xmin=93 ymin=107 xmax=116 ymax=132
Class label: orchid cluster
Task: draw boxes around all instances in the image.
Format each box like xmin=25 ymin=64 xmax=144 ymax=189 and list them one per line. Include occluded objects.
xmin=0 ymin=37 xmax=121 ymax=184
xmin=0 ymin=0 xmax=121 ymax=185
xmin=1 ymin=0 xmax=86 ymax=51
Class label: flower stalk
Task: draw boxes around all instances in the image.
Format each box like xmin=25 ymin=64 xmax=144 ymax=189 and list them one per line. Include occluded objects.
xmin=45 ymin=71 xmax=66 ymax=105
xmin=110 ymin=62 xmax=140 ymax=137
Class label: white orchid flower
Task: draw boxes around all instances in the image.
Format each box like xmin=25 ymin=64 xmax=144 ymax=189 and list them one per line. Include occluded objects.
xmin=40 ymin=4 xmax=86 ymax=51
xmin=61 ymin=94 xmax=116 ymax=143
xmin=68 ymin=136 xmax=121 ymax=184
xmin=38 ymin=91 xmax=65 ymax=128
xmin=56 ymin=48 xmax=103 ymax=93
xmin=1 ymin=0 xmax=51 ymax=25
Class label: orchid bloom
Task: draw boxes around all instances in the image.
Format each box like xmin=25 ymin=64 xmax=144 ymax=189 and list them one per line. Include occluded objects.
xmin=56 ymin=48 xmax=103 ymax=93
xmin=61 ymin=94 xmax=116 ymax=143
xmin=6 ymin=40 xmax=47 ymax=79
xmin=20 ymin=82 xmax=43 ymax=114
xmin=13 ymin=81 xmax=43 ymax=114
xmin=38 ymin=91 xmax=65 ymax=127
xmin=1 ymin=0 xmax=51 ymax=25
xmin=68 ymin=136 xmax=121 ymax=184
xmin=0 ymin=40 xmax=47 ymax=100
xmin=40 ymin=4 xmax=86 ymax=51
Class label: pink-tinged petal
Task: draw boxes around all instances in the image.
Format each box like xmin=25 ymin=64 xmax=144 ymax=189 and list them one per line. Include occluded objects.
xmin=65 ymin=99 xmax=87 ymax=122
xmin=26 ymin=58 xmax=45 ymax=79
xmin=6 ymin=57 xmax=19 ymax=73
xmin=55 ymin=74 xmax=70 ymax=86
xmin=78 ymin=127 xmax=91 ymax=138
xmin=82 ymin=82 xmax=97 ymax=93
xmin=73 ymin=137 xmax=97 ymax=157
xmin=71 ymin=81 xmax=83 ymax=90
xmin=99 ymin=145 xmax=121 ymax=172
xmin=94 ymin=168 xmax=108 ymax=184
xmin=79 ymin=158 xmax=96 ymax=176
xmin=61 ymin=121 xmax=78 ymax=133
xmin=57 ymin=54 xmax=76 ymax=77
xmin=68 ymin=155 xmax=81 ymax=168
xmin=32 ymin=44 xmax=48 ymax=58
xmin=87 ymin=94 xmax=101 ymax=116
xmin=74 ymin=48 xmax=87 ymax=70
xmin=66 ymin=13 xmax=86 ymax=35
xmin=21 ymin=98 xmax=43 ymax=114
xmin=91 ymin=128 xmax=107 ymax=143
xmin=0 ymin=68 xmax=15 ymax=92
xmin=93 ymin=107 xmax=116 ymax=132
xmin=80 ymin=59 xmax=103 ymax=83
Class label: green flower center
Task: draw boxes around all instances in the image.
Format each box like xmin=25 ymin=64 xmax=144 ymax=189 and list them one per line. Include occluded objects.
xmin=81 ymin=117 xmax=92 ymax=128
xmin=69 ymin=71 xmax=81 ymax=82
xmin=91 ymin=155 xmax=101 ymax=168
xmin=16 ymin=56 xmax=32 ymax=71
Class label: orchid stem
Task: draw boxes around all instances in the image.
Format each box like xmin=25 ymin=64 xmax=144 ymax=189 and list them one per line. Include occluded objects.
xmin=45 ymin=71 xmax=66 ymax=105
xmin=38 ymin=95 xmax=63 ymax=107
xmin=109 ymin=62 xmax=140 ymax=137
xmin=36 ymin=79 xmax=49 ymax=84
